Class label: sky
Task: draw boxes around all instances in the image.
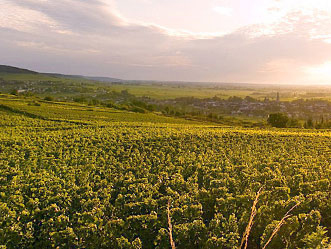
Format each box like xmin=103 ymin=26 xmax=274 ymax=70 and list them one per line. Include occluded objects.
xmin=1 ymin=0 xmax=331 ymax=84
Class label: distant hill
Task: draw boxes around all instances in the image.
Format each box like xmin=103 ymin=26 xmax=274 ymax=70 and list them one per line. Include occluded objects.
xmin=83 ymin=76 xmax=123 ymax=83
xmin=0 ymin=65 xmax=123 ymax=83
xmin=0 ymin=65 xmax=38 ymax=74
xmin=45 ymin=73 xmax=123 ymax=83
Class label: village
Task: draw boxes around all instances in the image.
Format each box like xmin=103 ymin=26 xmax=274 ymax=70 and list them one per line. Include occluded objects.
xmin=152 ymin=93 xmax=331 ymax=120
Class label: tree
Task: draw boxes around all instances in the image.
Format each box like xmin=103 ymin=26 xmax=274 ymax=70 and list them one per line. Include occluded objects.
xmin=304 ymin=117 xmax=314 ymax=129
xmin=44 ymin=96 xmax=54 ymax=101
xmin=10 ymin=89 xmax=18 ymax=95
xmin=287 ymin=118 xmax=301 ymax=128
xmin=244 ymin=96 xmax=256 ymax=102
xmin=267 ymin=113 xmax=289 ymax=128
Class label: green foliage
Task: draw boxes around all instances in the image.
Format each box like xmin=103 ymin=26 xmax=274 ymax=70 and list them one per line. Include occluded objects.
xmin=130 ymin=106 xmax=146 ymax=113
xmin=301 ymin=226 xmax=330 ymax=249
xmin=304 ymin=117 xmax=314 ymax=129
xmin=305 ymin=116 xmax=331 ymax=129
xmin=267 ymin=113 xmax=289 ymax=128
xmin=0 ymin=95 xmax=330 ymax=248
xmin=10 ymin=89 xmax=18 ymax=96
xmin=73 ymin=96 xmax=87 ymax=103
xmin=206 ymin=214 xmax=239 ymax=248
xmin=44 ymin=96 xmax=54 ymax=101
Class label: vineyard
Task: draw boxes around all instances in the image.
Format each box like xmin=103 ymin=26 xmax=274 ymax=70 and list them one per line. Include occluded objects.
xmin=0 ymin=95 xmax=330 ymax=248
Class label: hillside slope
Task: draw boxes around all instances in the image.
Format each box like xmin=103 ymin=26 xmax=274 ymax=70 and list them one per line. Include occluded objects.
xmin=0 ymin=65 xmax=38 ymax=74
xmin=0 ymin=95 xmax=330 ymax=248
xmin=0 ymin=64 xmax=123 ymax=83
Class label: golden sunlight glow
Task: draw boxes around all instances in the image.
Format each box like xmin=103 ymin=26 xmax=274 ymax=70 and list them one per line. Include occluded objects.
xmin=305 ymin=62 xmax=331 ymax=83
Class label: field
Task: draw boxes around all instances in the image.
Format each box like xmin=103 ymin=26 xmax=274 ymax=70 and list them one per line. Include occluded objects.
xmin=96 ymin=83 xmax=331 ymax=101
xmin=0 ymin=94 xmax=330 ymax=248
xmin=2 ymin=72 xmax=331 ymax=101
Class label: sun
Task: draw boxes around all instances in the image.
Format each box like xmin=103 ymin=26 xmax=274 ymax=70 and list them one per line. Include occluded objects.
xmin=305 ymin=61 xmax=331 ymax=84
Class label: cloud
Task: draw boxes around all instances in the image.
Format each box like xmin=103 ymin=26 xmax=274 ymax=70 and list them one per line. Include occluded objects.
xmin=0 ymin=1 xmax=60 ymax=33
xmin=0 ymin=0 xmax=331 ymax=84
xmin=213 ymin=6 xmax=233 ymax=17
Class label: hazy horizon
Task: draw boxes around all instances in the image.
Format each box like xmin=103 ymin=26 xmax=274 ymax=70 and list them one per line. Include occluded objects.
xmin=1 ymin=0 xmax=331 ymax=84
